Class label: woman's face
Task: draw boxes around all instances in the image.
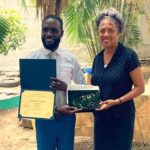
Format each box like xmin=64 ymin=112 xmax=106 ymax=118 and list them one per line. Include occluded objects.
xmin=98 ymin=19 xmax=120 ymax=50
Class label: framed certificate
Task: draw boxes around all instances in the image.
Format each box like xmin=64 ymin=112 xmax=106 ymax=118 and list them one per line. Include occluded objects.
xmin=18 ymin=59 xmax=56 ymax=119
xmin=67 ymin=85 xmax=100 ymax=112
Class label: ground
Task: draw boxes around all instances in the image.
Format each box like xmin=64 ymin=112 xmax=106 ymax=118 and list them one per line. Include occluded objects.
xmin=0 ymin=108 xmax=150 ymax=150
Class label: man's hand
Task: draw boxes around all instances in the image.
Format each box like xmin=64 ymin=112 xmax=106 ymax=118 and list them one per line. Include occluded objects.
xmin=95 ymin=99 xmax=119 ymax=111
xmin=50 ymin=78 xmax=67 ymax=91
xmin=56 ymin=105 xmax=81 ymax=115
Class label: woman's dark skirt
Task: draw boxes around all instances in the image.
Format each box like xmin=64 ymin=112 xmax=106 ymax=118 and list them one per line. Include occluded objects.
xmin=94 ymin=115 xmax=135 ymax=150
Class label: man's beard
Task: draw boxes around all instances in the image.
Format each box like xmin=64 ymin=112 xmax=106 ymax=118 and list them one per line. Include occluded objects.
xmin=42 ymin=38 xmax=61 ymax=52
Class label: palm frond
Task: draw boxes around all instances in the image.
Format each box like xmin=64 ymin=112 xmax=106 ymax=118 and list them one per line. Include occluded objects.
xmin=64 ymin=0 xmax=143 ymax=61
xmin=0 ymin=16 xmax=9 ymax=45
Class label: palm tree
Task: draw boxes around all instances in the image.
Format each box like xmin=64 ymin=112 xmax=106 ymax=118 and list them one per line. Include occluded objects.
xmin=19 ymin=0 xmax=68 ymax=18
xmin=64 ymin=0 xmax=142 ymax=61
xmin=19 ymin=0 xmax=145 ymax=61
xmin=0 ymin=16 xmax=9 ymax=45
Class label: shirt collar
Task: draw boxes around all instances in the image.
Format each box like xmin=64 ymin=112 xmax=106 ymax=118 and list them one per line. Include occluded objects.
xmin=42 ymin=46 xmax=61 ymax=56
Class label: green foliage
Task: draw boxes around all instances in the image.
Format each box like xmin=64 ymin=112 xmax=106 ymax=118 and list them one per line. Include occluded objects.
xmin=0 ymin=16 xmax=9 ymax=45
xmin=0 ymin=9 xmax=26 ymax=55
xmin=119 ymin=2 xmax=141 ymax=47
xmin=63 ymin=0 xmax=100 ymax=60
xmin=64 ymin=0 xmax=142 ymax=62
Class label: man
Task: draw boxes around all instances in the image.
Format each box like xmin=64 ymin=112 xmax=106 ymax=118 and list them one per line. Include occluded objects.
xmin=27 ymin=15 xmax=86 ymax=150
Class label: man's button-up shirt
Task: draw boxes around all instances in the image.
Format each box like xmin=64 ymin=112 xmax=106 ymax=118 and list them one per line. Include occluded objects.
xmin=27 ymin=47 xmax=86 ymax=107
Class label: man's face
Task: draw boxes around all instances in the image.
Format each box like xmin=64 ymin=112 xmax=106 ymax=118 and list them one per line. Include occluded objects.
xmin=41 ymin=18 xmax=63 ymax=52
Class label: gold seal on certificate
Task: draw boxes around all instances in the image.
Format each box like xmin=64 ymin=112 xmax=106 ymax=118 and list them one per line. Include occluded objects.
xmin=20 ymin=90 xmax=55 ymax=119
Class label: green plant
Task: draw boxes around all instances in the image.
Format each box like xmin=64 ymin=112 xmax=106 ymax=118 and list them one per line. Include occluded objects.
xmin=64 ymin=0 xmax=142 ymax=61
xmin=18 ymin=0 xmax=144 ymax=61
xmin=19 ymin=0 xmax=68 ymax=17
xmin=0 ymin=16 xmax=9 ymax=45
xmin=0 ymin=9 xmax=26 ymax=55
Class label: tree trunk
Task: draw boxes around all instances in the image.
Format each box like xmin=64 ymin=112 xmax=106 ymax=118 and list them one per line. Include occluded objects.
xmin=55 ymin=0 xmax=61 ymax=16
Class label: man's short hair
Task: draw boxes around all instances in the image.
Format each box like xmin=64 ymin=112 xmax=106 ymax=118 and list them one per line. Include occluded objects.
xmin=42 ymin=15 xmax=63 ymax=30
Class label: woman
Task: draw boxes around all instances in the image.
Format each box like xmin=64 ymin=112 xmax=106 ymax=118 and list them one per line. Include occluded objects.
xmin=91 ymin=8 xmax=145 ymax=150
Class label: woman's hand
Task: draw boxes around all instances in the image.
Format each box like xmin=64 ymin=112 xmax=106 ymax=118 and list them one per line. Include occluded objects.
xmin=50 ymin=77 xmax=67 ymax=91
xmin=95 ymin=99 xmax=119 ymax=111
